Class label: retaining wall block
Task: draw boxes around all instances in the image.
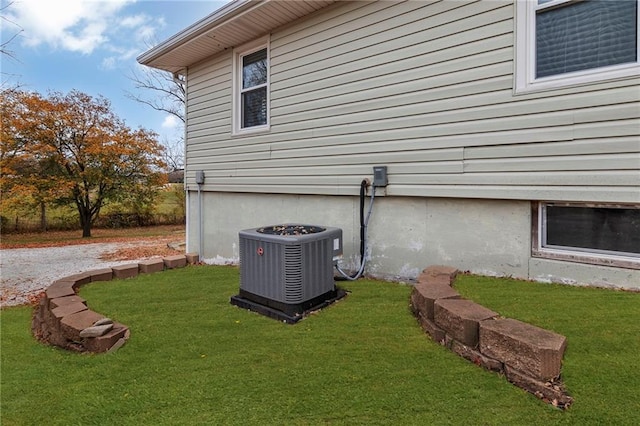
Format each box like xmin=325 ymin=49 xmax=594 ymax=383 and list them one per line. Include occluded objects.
xmin=60 ymin=310 xmax=104 ymax=342
xmin=417 ymin=315 xmax=446 ymax=343
xmin=62 ymin=273 xmax=91 ymax=291
xmin=479 ymin=318 xmax=567 ymax=381
xmin=83 ymin=323 xmax=129 ymax=353
xmin=504 ymin=365 xmax=573 ymax=408
xmin=51 ymin=302 xmax=88 ymax=320
xmin=45 ymin=282 xmax=75 ymax=301
xmin=163 ymin=255 xmax=187 ymax=269
xmin=417 ymin=265 xmax=459 ymax=285
xmin=139 ymin=258 xmax=165 ymax=274
xmin=49 ymin=295 xmax=86 ymax=310
xmin=447 ymin=337 xmax=504 ymax=372
xmin=434 ymin=299 xmax=498 ymax=347
xmin=411 ymin=282 xmax=461 ymax=320
xmin=112 ymin=264 xmax=139 ymax=279
xmin=185 ymin=252 xmax=199 ymax=264
xmin=89 ymin=268 xmax=113 ymax=282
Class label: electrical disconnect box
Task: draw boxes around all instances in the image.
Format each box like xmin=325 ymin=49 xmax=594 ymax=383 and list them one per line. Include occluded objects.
xmin=195 ymin=170 xmax=205 ymax=185
xmin=373 ymin=166 xmax=388 ymax=187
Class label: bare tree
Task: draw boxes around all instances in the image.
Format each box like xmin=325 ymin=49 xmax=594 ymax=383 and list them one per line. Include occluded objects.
xmin=161 ymin=134 xmax=185 ymax=172
xmin=1 ymin=1 xmax=23 ymax=88
xmin=1 ymin=2 xmax=21 ymax=58
xmin=126 ymin=65 xmax=185 ymax=170
xmin=126 ymin=66 xmax=185 ymax=123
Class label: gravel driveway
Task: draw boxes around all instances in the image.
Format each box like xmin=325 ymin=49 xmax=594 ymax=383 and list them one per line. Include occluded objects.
xmin=1 ymin=242 xmax=159 ymax=307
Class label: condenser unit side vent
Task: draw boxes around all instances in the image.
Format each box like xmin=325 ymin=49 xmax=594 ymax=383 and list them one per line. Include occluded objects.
xmin=284 ymin=245 xmax=303 ymax=303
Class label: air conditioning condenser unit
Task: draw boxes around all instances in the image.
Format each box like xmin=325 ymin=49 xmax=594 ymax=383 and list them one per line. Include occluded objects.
xmin=230 ymin=224 xmax=346 ymax=323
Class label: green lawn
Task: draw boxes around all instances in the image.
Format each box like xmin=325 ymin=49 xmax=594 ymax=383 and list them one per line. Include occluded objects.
xmin=1 ymin=267 xmax=639 ymax=425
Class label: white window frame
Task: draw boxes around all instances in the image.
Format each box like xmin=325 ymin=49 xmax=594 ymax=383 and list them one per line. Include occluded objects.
xmin=515 ymin=0 xmax=640 ymax=94
xmin=532 ymin=202 xmax=640 ymax=270
xmin=232 ymin=36 xmax=270 ymax=135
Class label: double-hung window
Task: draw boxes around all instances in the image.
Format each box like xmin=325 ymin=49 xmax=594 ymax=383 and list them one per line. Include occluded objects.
xmin=515 ymin=0 xmax=639 ymax=93
xmin=233 ymin=37 xmax=269 ymax=134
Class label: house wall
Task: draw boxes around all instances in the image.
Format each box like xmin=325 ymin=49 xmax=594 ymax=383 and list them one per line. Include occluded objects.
xmin=187 ymin=191 xmax=640 ymax=290
xmin=185 ymin=0 xmax=639 ymax=202
xmin=183 ymin=0 xmax=639 ymax=288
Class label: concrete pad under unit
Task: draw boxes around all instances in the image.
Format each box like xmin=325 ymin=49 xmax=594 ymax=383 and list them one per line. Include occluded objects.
xmin=112 ymin=264 xmax=139 ymax=279
xmin=434 ymin=299 xmax=498 ymax=347
xmin=480 ymin=318 xmax=567 ymax=381
xmin=163 ymin=255 xmax=187 ymax=269
xmin=139 ymin=258 xmax=165 ymax=274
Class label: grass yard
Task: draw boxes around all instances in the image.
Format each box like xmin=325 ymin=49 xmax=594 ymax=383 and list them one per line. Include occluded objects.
xmin=1 ymin=267 xmax=639 ymax=425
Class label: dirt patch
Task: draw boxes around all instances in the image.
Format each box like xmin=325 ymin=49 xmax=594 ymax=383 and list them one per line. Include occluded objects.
xmin=0 ymin=225 xmax=185 ymax=249
xmin=98 ymin=236 xmax=180 ymax=261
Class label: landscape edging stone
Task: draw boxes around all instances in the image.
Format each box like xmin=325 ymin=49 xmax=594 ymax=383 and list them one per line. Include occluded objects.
xmin=32 ymin=254 xmax=192 ymax=353
xmin=411 ymin=265 xmax=573 ymax=409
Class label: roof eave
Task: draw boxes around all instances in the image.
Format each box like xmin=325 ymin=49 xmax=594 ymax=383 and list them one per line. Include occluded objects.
xmin=136 ymin=0 xmax=256 ymax=70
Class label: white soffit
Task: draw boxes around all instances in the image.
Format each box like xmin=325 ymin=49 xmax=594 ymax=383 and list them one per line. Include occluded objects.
xmin=138 ymin=0 xmax=336 ymax=73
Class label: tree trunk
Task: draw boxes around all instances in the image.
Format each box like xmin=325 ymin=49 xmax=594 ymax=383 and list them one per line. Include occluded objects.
xmin=78 ymin=205 xmax=92 ymax=238
xmin=40 ymin=201 xmax=47 ymax=231
xmin=82 ymin=220 xmax=92 ymax=238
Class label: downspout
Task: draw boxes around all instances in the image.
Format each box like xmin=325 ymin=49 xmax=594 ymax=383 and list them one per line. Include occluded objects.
xmin=175 ymin=69 xmax=192 ymax=255
xmin=195 ymin=171 xmax=205 ymax=258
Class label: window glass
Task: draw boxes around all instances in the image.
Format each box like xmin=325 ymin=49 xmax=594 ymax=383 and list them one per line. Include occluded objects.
xmin=515 ymin=0 xmax=640 ymax=93
xmin=237 ymin=46 xmax=268 ymax=131
xmin=544 ymin=205 xmax=640 ymax=257
xmin=242 ymin=49 xmax=267 ymax=89
xmin=536 ymin=0 xmax=638 ymax=78
xmin=242 ymin=87 xmax=267 ymax=128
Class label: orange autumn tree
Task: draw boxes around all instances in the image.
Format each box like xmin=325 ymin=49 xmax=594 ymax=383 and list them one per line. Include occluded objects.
xmin=0 ymin=89 xmax=167 ymax=237
xmin=1 ymin=88 xmax=70 ymax=230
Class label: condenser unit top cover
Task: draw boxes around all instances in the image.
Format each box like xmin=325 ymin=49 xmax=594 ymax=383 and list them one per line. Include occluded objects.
xmin=239 ymin=224 xmax=342 ymax=306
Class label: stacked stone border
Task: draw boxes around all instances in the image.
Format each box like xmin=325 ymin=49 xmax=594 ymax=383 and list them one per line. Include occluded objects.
xmin=411 ymin=266 xmax=573 ymax=409
xmin=32 ymin=253 xmax=199 ymax=353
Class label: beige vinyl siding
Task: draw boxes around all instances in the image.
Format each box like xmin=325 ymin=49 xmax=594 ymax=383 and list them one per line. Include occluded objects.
xmin=184 ymin=0 xmax=640 ymax=203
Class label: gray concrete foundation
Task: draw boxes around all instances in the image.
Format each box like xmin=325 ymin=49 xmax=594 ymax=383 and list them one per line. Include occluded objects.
xmin=186 ymin=191 xmax=640 ymax=290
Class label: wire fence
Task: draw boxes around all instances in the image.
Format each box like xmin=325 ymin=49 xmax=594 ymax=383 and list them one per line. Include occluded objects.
xmin=1 ymin=213 xmax=185 ymax=234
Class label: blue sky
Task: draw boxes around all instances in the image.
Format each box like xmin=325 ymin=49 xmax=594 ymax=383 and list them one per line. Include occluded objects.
xmin=1 ymin=0 xmax=229 ymax=144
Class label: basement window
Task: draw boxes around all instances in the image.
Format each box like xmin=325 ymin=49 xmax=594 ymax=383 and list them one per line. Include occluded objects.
xmin=533 ymin=203 xmax=640 ymax=269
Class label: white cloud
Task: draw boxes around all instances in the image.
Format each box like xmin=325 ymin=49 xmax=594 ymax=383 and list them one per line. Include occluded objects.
xmin=8 ymin=0 xmax=134 ymax=54
xmin=6 ymin=0 xmax=166 ymax=66
xmin=161 ymin=115 xmax=180 ymax=129
xmin=119 ymin=14 xmax=147 ymax=28
xmin=101 ymin=56 xmax=117 ymax=70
